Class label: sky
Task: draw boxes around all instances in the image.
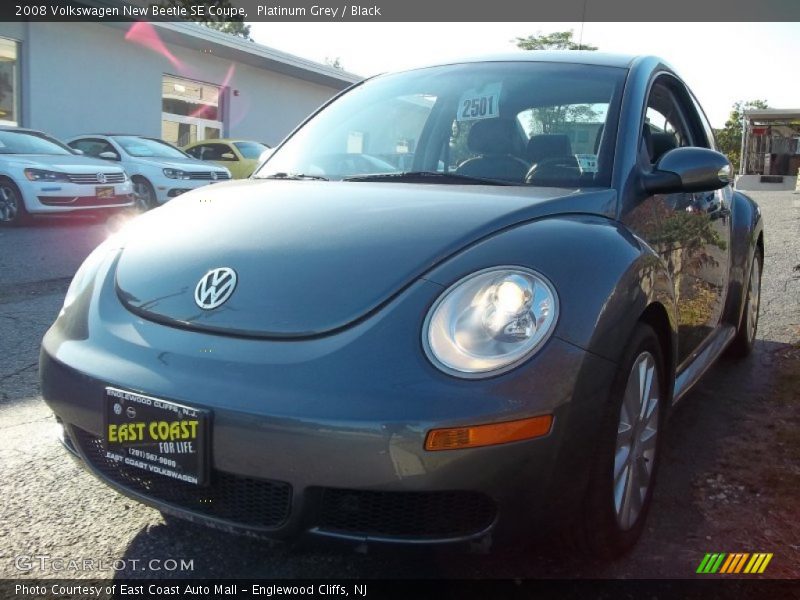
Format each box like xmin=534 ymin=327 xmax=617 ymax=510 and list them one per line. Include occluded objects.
xmin=248 ymin=22 xmax=800 ymax=127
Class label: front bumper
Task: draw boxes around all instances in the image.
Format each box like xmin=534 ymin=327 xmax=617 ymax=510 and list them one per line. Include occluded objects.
xmin=40 ymin=259 xmax=617 ymax=547
xmin=25 ymin=181 xmax=134 ymax=214
xmin=152 ymin=178 xmax=226 ymax=205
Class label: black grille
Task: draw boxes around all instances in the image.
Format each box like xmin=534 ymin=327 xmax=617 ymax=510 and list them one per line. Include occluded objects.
xmin=72 ymin=427 xmax=291 ymax=529
xmin=317 ymin=488 xmax=496 ymax=539
xmin=187 ymin=171 xmax=231 ymax=180
xmin=39 ymin=195 xmax=133 ymax=207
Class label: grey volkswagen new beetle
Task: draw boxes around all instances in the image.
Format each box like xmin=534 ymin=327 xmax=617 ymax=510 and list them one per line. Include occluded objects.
xmin=41 ymin=53 xmax=763 ymax=557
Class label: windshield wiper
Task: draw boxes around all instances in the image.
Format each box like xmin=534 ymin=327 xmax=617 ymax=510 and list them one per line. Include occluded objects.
xmin=260 ymin=172 xmax=329 ymax=181
xmin=343 ymin=171 xmax=514 ymax=186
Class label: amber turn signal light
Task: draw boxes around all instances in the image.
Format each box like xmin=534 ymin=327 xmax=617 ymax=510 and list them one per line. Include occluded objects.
xmin=424 ymin=415 xmax=553 ymax=451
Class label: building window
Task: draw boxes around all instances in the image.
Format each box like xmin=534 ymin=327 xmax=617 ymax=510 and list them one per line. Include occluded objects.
xmin=161 ymin=74 xmax=224 ymax=147
xmin=0 ymin=38 xmax=19 ymax=126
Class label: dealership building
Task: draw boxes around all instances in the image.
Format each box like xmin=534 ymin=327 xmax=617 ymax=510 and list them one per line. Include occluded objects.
xmin=0 ymin=20 xmax=360 ymax=147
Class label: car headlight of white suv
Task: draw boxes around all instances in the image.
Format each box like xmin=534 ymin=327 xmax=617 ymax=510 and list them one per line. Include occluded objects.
xmin=24 ymin=169 xmax=70 ymax=182
xmin=163 ymin=168 xmax=190 ymax=180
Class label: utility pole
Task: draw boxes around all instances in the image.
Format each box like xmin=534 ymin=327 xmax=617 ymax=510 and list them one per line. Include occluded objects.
xmin=739 ymin=113 xmax=748 ymax=176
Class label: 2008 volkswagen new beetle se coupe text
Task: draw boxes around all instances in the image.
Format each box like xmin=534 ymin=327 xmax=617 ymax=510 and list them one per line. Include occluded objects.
xmin=41 ymin=53 xmax=763 ymax=558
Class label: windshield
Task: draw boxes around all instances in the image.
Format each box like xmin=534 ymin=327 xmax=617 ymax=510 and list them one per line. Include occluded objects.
xmin=256 ymin=61 xmax=626 ymax=187
xmin=0 ymin=131 xmax=74 ymax=155
xmin=115 ymin=136 xmax=188 ymax=159
xmin=234 ymin=141 xmax=270 ymax=159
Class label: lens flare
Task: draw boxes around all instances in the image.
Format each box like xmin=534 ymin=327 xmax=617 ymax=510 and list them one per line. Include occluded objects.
xmin=125 ymin=22 xmax=183 ymax=70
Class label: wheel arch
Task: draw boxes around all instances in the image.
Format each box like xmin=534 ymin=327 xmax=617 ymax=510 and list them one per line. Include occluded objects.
xmin=722 ymin=190 xmax=764 ymax=328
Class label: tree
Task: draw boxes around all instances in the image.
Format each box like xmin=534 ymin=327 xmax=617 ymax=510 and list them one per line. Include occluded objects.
xmin=715 ymin=99 xmax=769 ymax=173
xmin=514 ymin=31 xmax=599 ymax=135
xmin=154 ymin=0 xmax=252 ymax=40
xmin=514 ymin=30 xmax=597 ymax=51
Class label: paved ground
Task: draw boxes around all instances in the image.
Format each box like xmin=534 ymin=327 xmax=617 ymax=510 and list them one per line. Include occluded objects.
xmin=0 ymin=192 xmax=797 ymax=581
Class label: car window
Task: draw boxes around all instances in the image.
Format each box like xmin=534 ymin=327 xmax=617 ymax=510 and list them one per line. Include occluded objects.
xmin=256 ymin=62 xmax=626 ymax=187
xmin=233 ymin=141 xmax=269 ymax=159
xmin=643 ymin=76 xmax=712 ymax=165
xmin=198 ymin=143 xmax=237 ymax=161
xmin=114 ymin=136 xmax=188 ymax=159
xmin=69 ymin=138 xmax=117 ymax=158
xmin=0 ymin=130 xmax=73 ymax=155
xmin=184 ymin=145 xmax=202 ymax=159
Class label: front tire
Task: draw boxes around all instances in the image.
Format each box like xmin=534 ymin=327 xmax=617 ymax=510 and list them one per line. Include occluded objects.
xmin=725 ymin=247 xmax=763 ymax=358
xmin=574 ymin=323 xmax=666 ymax=558
xmin=132 ymin=177 xmax=158 ymax=211
xmin=0 ymin=178 xmax=30 ymax=226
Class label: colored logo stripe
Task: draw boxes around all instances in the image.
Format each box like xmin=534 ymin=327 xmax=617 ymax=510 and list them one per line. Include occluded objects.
xmin=697 ymin=553 xmax=726 ymax=573
xmin=697 ymin=552 xmax=773 ymax=574
xmin=744 ymin=553 xmax=773 ymax=574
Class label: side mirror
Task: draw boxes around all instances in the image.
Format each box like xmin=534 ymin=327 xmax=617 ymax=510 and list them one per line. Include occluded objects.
xmin=221 ymin=152 xmax=237 ymax=160
xmin=98 ymin=151 xmax=120 ymax=161
xmin=642 ymin=147 xmax=732 ymax=195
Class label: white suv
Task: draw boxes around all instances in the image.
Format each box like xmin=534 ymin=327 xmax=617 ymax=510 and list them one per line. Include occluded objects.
xmin=67 ymin=135 xmax=231 ymax=210
xmin=0 ymin=128 xmax=134 ymax=227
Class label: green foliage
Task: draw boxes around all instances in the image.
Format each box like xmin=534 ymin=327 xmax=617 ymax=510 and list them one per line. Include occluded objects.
xmin=514 ymin=30 xmax=597 ymax=51
xmin=154 ymin=0 xmax=252 ymax=40
xmin=514 ymin=31 xmax=599 ymax=135
xmin=529 ymin=104 xmax=600 ymax=135
xmin=715 ymin=99 xmax=769 ymax=173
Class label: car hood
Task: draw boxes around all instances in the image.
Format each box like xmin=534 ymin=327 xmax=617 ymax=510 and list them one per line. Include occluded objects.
xmin=6 ymin=154 xmax=125 ymax=172
xmin=132 ymin=156 xmax=226 ymax=171
xmin=114 ymin=179 xmax=616 ymax=338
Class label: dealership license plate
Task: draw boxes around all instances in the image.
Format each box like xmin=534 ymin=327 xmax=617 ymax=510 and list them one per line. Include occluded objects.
xmin=104 ymin=387 xmax=210 ymax=485
xmin=95 ymin=186 xmax=114 ymax=199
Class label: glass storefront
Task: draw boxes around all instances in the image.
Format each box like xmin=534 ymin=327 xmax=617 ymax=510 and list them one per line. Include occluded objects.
xmin=0 ymin=37 xmax=19 ymax=126
xmin=161 ymin=74 xmax=224 ymax=147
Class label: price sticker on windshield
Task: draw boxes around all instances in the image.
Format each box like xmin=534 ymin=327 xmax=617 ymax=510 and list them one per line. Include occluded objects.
xmin=457 ymin=83 xmax=502 ymax=122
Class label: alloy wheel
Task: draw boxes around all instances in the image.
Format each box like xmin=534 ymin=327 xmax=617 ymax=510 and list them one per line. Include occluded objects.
xmin=0 ymin=185 xmax=19 ymax=222
xmin=133 ymin=181 xmax=155 ymax=211
xmin=613 ymin=351 xmax=660 ymax=531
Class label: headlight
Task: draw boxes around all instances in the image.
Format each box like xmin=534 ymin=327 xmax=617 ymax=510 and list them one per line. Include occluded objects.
xmin=163 ymin=168 xmax=189 ymax=179
xmin=424 ymin=267 xmax=559 ymax=377
xmin=61 ymin=237 xmax=123 ymax=310
xmin=24 ymin=168 xmax=70 ymax=182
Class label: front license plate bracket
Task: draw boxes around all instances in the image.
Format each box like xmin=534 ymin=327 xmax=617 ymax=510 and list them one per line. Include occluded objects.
xmin=103 ymin=387 xmax=210 ymax=486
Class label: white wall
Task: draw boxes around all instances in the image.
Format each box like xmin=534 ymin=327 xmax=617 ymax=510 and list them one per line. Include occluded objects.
xmin=10 ymin=22 xmax=341 ymax=145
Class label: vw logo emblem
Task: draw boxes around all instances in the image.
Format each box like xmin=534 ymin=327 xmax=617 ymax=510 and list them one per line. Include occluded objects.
xmin=113 ymin=403 xmax=122 ymax=415
xmin=97 ymin=173 xmax=107 ymax=184
xmin=210 ymin=171 xmax=218 ymax=181
xmin=194 ymin=267 xmax=237 ymax=310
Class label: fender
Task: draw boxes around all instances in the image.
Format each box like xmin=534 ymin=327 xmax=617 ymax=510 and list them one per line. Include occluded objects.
xmin=423 ymin=214 xmax=678 ymax=369
xmin=722 ymin=189 xmax=764 ymax=328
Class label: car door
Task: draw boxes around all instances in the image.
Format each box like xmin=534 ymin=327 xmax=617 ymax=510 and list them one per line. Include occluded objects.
xmin=622 ymin=75 xmax=731 ymax=367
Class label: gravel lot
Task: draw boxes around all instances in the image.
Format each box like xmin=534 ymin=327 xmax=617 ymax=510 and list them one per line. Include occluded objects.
xmin=1 ymin=192 xmax=797 ymax=581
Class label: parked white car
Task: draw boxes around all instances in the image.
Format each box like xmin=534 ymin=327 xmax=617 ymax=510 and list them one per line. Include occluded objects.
xmin=66 ymin=135 xmax=231 ymax=210
xmin=0 ymin=127 xmax=134 ymax=227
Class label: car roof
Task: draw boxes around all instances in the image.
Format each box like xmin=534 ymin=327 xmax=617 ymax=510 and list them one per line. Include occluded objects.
xmin=444 ymin=51 xmax=640 ymax=68
xmin=78 ymin=133 xmax=143 ymax=137
xmin=0 ymin=126 xmax=52 ymax=135
xmin=183 ymin=139 xmax=265 ymax=146
xmin=388 ymin=51 xmax=661 ymax=78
